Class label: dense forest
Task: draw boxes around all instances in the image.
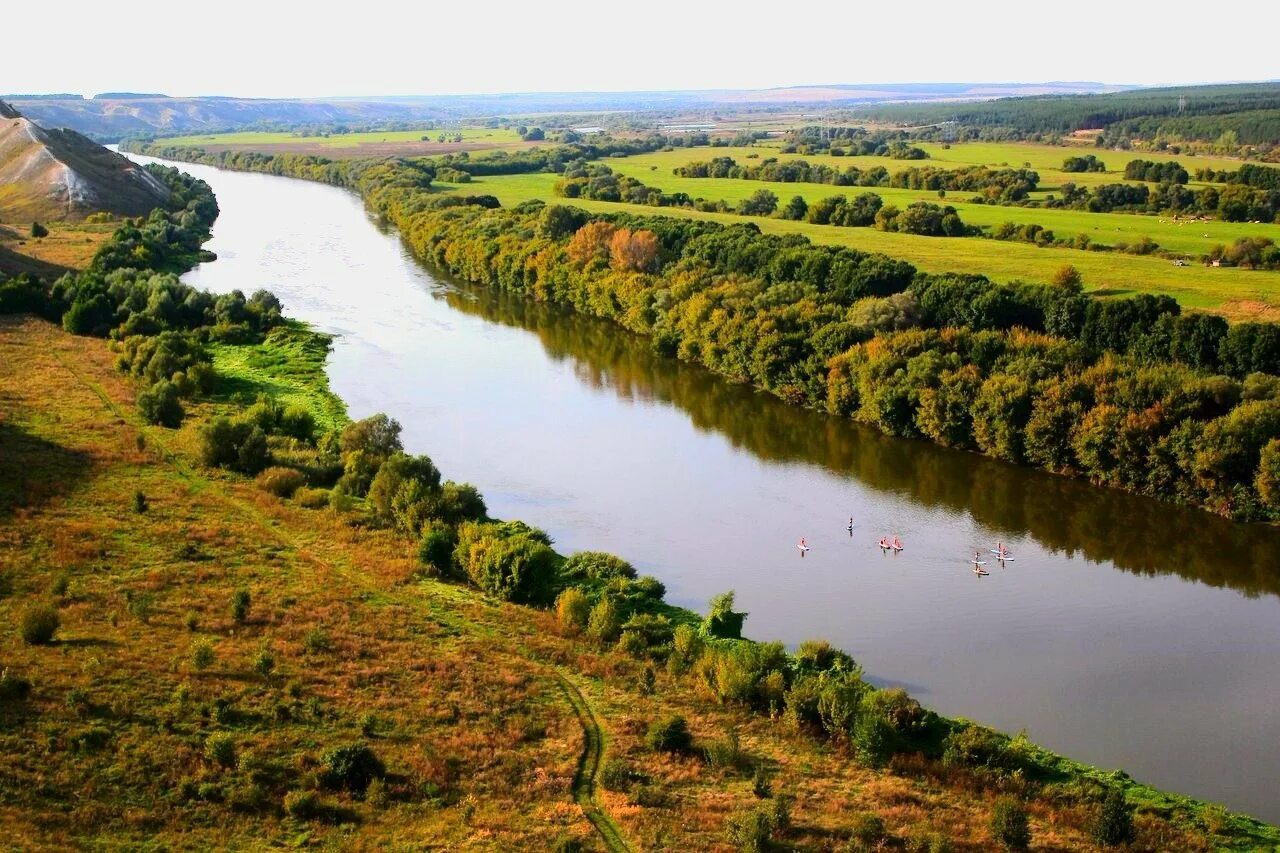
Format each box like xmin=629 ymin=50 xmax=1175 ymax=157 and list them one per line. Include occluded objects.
xmin=849 ymin=82 xmax=1280 ymax=147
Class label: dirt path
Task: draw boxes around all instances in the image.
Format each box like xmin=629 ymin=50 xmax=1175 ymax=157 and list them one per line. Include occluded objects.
xmin=47 ymin=328 xmax=631 ymax=852
xmin=556 ymin=672 xmax=631 ymax=853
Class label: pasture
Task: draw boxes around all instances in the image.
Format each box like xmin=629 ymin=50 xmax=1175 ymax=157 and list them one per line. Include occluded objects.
xmin=452 ymin=171 xmax=1280 ymax=319
xmin=156 ymin=127 xmax=532 ymax=158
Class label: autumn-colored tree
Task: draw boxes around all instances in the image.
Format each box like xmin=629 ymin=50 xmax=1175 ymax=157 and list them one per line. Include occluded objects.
xmin=566 ymin=220 xmax=616 ymax=266
xmin=609 ymin=227 xmax=659 ymax=272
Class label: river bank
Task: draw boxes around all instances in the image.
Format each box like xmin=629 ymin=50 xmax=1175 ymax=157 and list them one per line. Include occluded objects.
xmin=114 ymin=148 xmax=1280 ymax=825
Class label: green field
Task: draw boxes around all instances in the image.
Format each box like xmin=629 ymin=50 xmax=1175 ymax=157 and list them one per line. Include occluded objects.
xmin=156 ymin=126 xmax=526 ymax=150
xmin=449 ymin=170 xmax=1280 ymax=318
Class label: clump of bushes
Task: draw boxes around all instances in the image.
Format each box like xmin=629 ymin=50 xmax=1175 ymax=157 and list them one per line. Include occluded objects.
xmin=645 ymin=715 xmax=693 ymax=753
xmin=322 ymin=743 xmax=385 ymax=793
xmin=0 ymin=668 xmax=32 ymax=702
xmin=205 ymin=732 xmax=237 ymax=768
xmin=989 ymin=795 xmax=1031 ymax=850
xmin=19 ymin=604 xmax=59 ymax=645
xmin=1091 ymin=788 xmax=1135 ymax=846
xmin=255 ymin=466 xmax=306 ymax=498
xmin=293 ymin=486 xmax=330 ymax=508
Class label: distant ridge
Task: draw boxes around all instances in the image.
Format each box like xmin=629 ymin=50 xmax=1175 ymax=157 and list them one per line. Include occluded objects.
xmin=0 ymin=100 xmax=170 ymax=222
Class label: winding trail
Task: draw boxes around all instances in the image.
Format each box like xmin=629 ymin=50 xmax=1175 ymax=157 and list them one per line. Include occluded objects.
xmin=555 ymin=671 xmax=631 ymax=853
xmin=49 ymin=335 xmax=632 ymax=852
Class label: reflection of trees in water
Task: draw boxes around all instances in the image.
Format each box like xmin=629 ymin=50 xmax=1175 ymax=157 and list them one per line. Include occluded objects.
xmin=437 ymin=282 xmax=1280 ymax=599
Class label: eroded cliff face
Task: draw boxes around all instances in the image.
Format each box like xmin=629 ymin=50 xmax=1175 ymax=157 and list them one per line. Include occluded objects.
xmin=0 ymin=101 xmax=169 ymax=222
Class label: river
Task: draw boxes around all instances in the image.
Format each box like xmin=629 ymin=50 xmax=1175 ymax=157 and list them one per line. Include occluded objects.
xmin=125 ymin=152 xmax=1280 ymax=821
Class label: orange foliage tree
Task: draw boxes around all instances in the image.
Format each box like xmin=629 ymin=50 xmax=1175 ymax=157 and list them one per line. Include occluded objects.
xmin=609 ymin=228 xmax=659 ymax=272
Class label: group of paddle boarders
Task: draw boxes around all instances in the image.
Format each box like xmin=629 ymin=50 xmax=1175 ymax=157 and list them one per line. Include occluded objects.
xmin=798 ymin=524 xmax=1015 ymax=574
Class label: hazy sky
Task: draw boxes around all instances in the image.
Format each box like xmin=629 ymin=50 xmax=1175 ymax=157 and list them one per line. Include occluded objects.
xmin=7 ymin=0 xmax=1277 ymax=98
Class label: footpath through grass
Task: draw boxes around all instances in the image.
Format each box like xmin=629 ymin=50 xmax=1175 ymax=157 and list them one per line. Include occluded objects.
xmin=2 ymin=314 xmax=1277 ymax=850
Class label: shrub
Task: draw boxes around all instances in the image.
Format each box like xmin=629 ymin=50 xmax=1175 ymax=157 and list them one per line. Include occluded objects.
xmin=303 ymin=627 xmax=331 ymax=655
xmin=19 ymin=604 xmax=59 ymax=645
xmin=138 ymin=380 xmax=184 ymax=427
xmin=283 ymin=789 xmax=321 ymax=819
xmin=255 ymin=466 xmax=306 ymax=498
xmin=30 ymin=221 xmax=49 ymax=239
xmin=555 ymin=588 xmax=591 ymax=635
xmin=184 ymin=611 xmax=199 ymax=631
xmin=849 ymin=812 xmax=887 ymax=846
xmin=253 ymin=645 xmax=276 ymax=678
xmin=190 ymin=638 xmax=216 ymax=670
xmin=417 ymin=521 xmax=457 ymax=575
xmin=279 ymin=405 xmax=316 ymax=441
xmin=132 ymin=489 xmax=148 ymax=513
xmin=751 ymin=764 xmax=772 ymax=798
xmin=703 ymin=590 xmax=746 ymax=639
xmin=645 ymin=715 xmax=693 ymax=753
xmin=205 ymin=732 xmax=237 ymax=768
xmin=704 ymin=726 xmax=744 ymax=769
xmin=1091 ymin=788 xmax=1135 ymax=846
xmin=725 ymin=805 xmax=776 ymax=852
xmin=561 ymin=551 xmax=636 ymax=582
xmin=599 ymin=758 xmax=636 ymax=792
xmin=0 ymin=668 xmax=32 ymax=702
xmin=294 ymin=486 xmax=331 ymax=508
xmin=323 ymin=743 xmax=385 ymax=793
xmin=231 ymin=589 xmax=250 ymax=623
xmin=989 ymin=796 xmax=1030 ymax=850
xmin=586 ymin=596 xmax=620 ymax=644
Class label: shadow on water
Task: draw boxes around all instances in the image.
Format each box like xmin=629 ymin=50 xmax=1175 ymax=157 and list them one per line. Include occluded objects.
xmin=0 ymin=421 xmax=93 ymax=520
xmin=433 ymin=280 xmax=1280 ymax=600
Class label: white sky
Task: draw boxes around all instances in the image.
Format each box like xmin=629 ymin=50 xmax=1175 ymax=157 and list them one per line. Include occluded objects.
xmin=5 ymin=0 xmax=1278 ymax=99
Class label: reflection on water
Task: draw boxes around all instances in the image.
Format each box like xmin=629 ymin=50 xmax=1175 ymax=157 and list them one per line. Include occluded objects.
xmin=124 ymin=152 xmax=1280 ymax=821
xmin=442 ymin=284 xmax=1280 ymax=599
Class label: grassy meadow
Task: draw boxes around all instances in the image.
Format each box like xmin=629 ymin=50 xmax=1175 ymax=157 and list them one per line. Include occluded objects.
xmin=155 ymin=127 xmax=533 ymax=158
xmin=444 ymin=170 xmax=1280 ymax=319
xmin=4 ymin=314 xmax=1275 ymax=849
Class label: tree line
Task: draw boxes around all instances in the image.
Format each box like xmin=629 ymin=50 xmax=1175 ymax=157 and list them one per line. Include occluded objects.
xmin=123 ymin=143 xmax=1280 ymax=519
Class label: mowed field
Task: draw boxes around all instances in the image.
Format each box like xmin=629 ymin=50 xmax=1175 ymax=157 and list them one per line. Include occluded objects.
xmin=448 ymin=170 xmax=1280 ymax=320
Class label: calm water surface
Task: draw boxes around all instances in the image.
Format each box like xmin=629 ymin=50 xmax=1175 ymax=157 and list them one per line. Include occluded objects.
xmin=128 ymin=153 xmax=1280 ymax=820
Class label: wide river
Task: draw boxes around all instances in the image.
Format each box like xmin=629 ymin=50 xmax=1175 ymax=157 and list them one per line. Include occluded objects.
xmin=128 ymin=153 xmax=1280 ymax=820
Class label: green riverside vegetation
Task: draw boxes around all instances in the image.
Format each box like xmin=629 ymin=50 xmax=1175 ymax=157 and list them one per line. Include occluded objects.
xmin=124 ymin=143 xmax=1280 ymax=521
xmin=3 ymin=159 xmax=1278 ymax=848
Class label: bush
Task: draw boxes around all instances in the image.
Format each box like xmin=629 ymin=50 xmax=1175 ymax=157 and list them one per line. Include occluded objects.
xmin=303 ymin=627 xmax=331 ymax=655
xmin=138 ymin=380 xmax=184 ymax=427
xmin=751 ymin=764 xmax=772 ymax=798
xmin=560 ymin=551 xmax=636 ymax=582
xmin=417 ymin=521 xmax=457 ymax=575
xmin=703 ymin=590 xmax=746 ymax=639
xmin=255 ymin=466 xmax=306 ymax=498
xmin=253 ymin=644 xmax=276 ymax=678
xmin=294 ymin=486 xmax=331 ymax=508
xmin=205 ymin=732 xmax=237 ymax=768
xmin=989 ymin=796 xmax=1030 ymax=850
xmin=30 ymin=221 xmax=49 ymax=239
xmin=0 ymin=668 xmax=32 ymax=702
xmin=323 ymin=743 xmax=385 ymax=793
xmin=1091 ymin=788 xmax=1135 ymax=846
xmin=555 ymin=588 xmax=591 ymax=635
xmin=190 ymin=638 xmax=216 ymax=670
xmin=132 ymin=489 xmax=148 ymax=513
xmin=599 ymin=758 xmax=636 ymax=792
xmin=19 ymin=604 xmax=59 ymax=645
xmin=849 ymin=812 xmax=886 ymax=846
xmin=725 ymin=805 xmax=776 ymax=852
xmin=231 ymin=589 xmax=251 ymax=623
xmin=283 ymin=789 xmax=321 ymax=819
xmin=645 ymin=715 xmax=693 ymax=753
xmin=586 ymin=596 xmax=620 ymax=644
xmin=704 ymin=726 xmax=744 ymax=769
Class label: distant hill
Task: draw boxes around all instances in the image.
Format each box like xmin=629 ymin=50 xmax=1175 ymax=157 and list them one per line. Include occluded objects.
xmin=0 ymin=101 xmax=170 ymax=222
xmin=5 ymin=83 xmax=1127 ymax=141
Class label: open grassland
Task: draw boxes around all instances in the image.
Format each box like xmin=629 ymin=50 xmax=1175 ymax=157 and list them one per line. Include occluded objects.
xmin=450 ymin=172 xmax=1280 ymax=321
xmin=2 ymin=315 xmax=1273 ymax=849
xmin=0 ymin=221 xmax=117 ymax=279
xmin=606 ymin=150 xmax=1280 ymax=258
xmin=209 ymin=321 xmax=347 ymax=433
xmin=154 ymin=127 xmax=534 ymax=159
